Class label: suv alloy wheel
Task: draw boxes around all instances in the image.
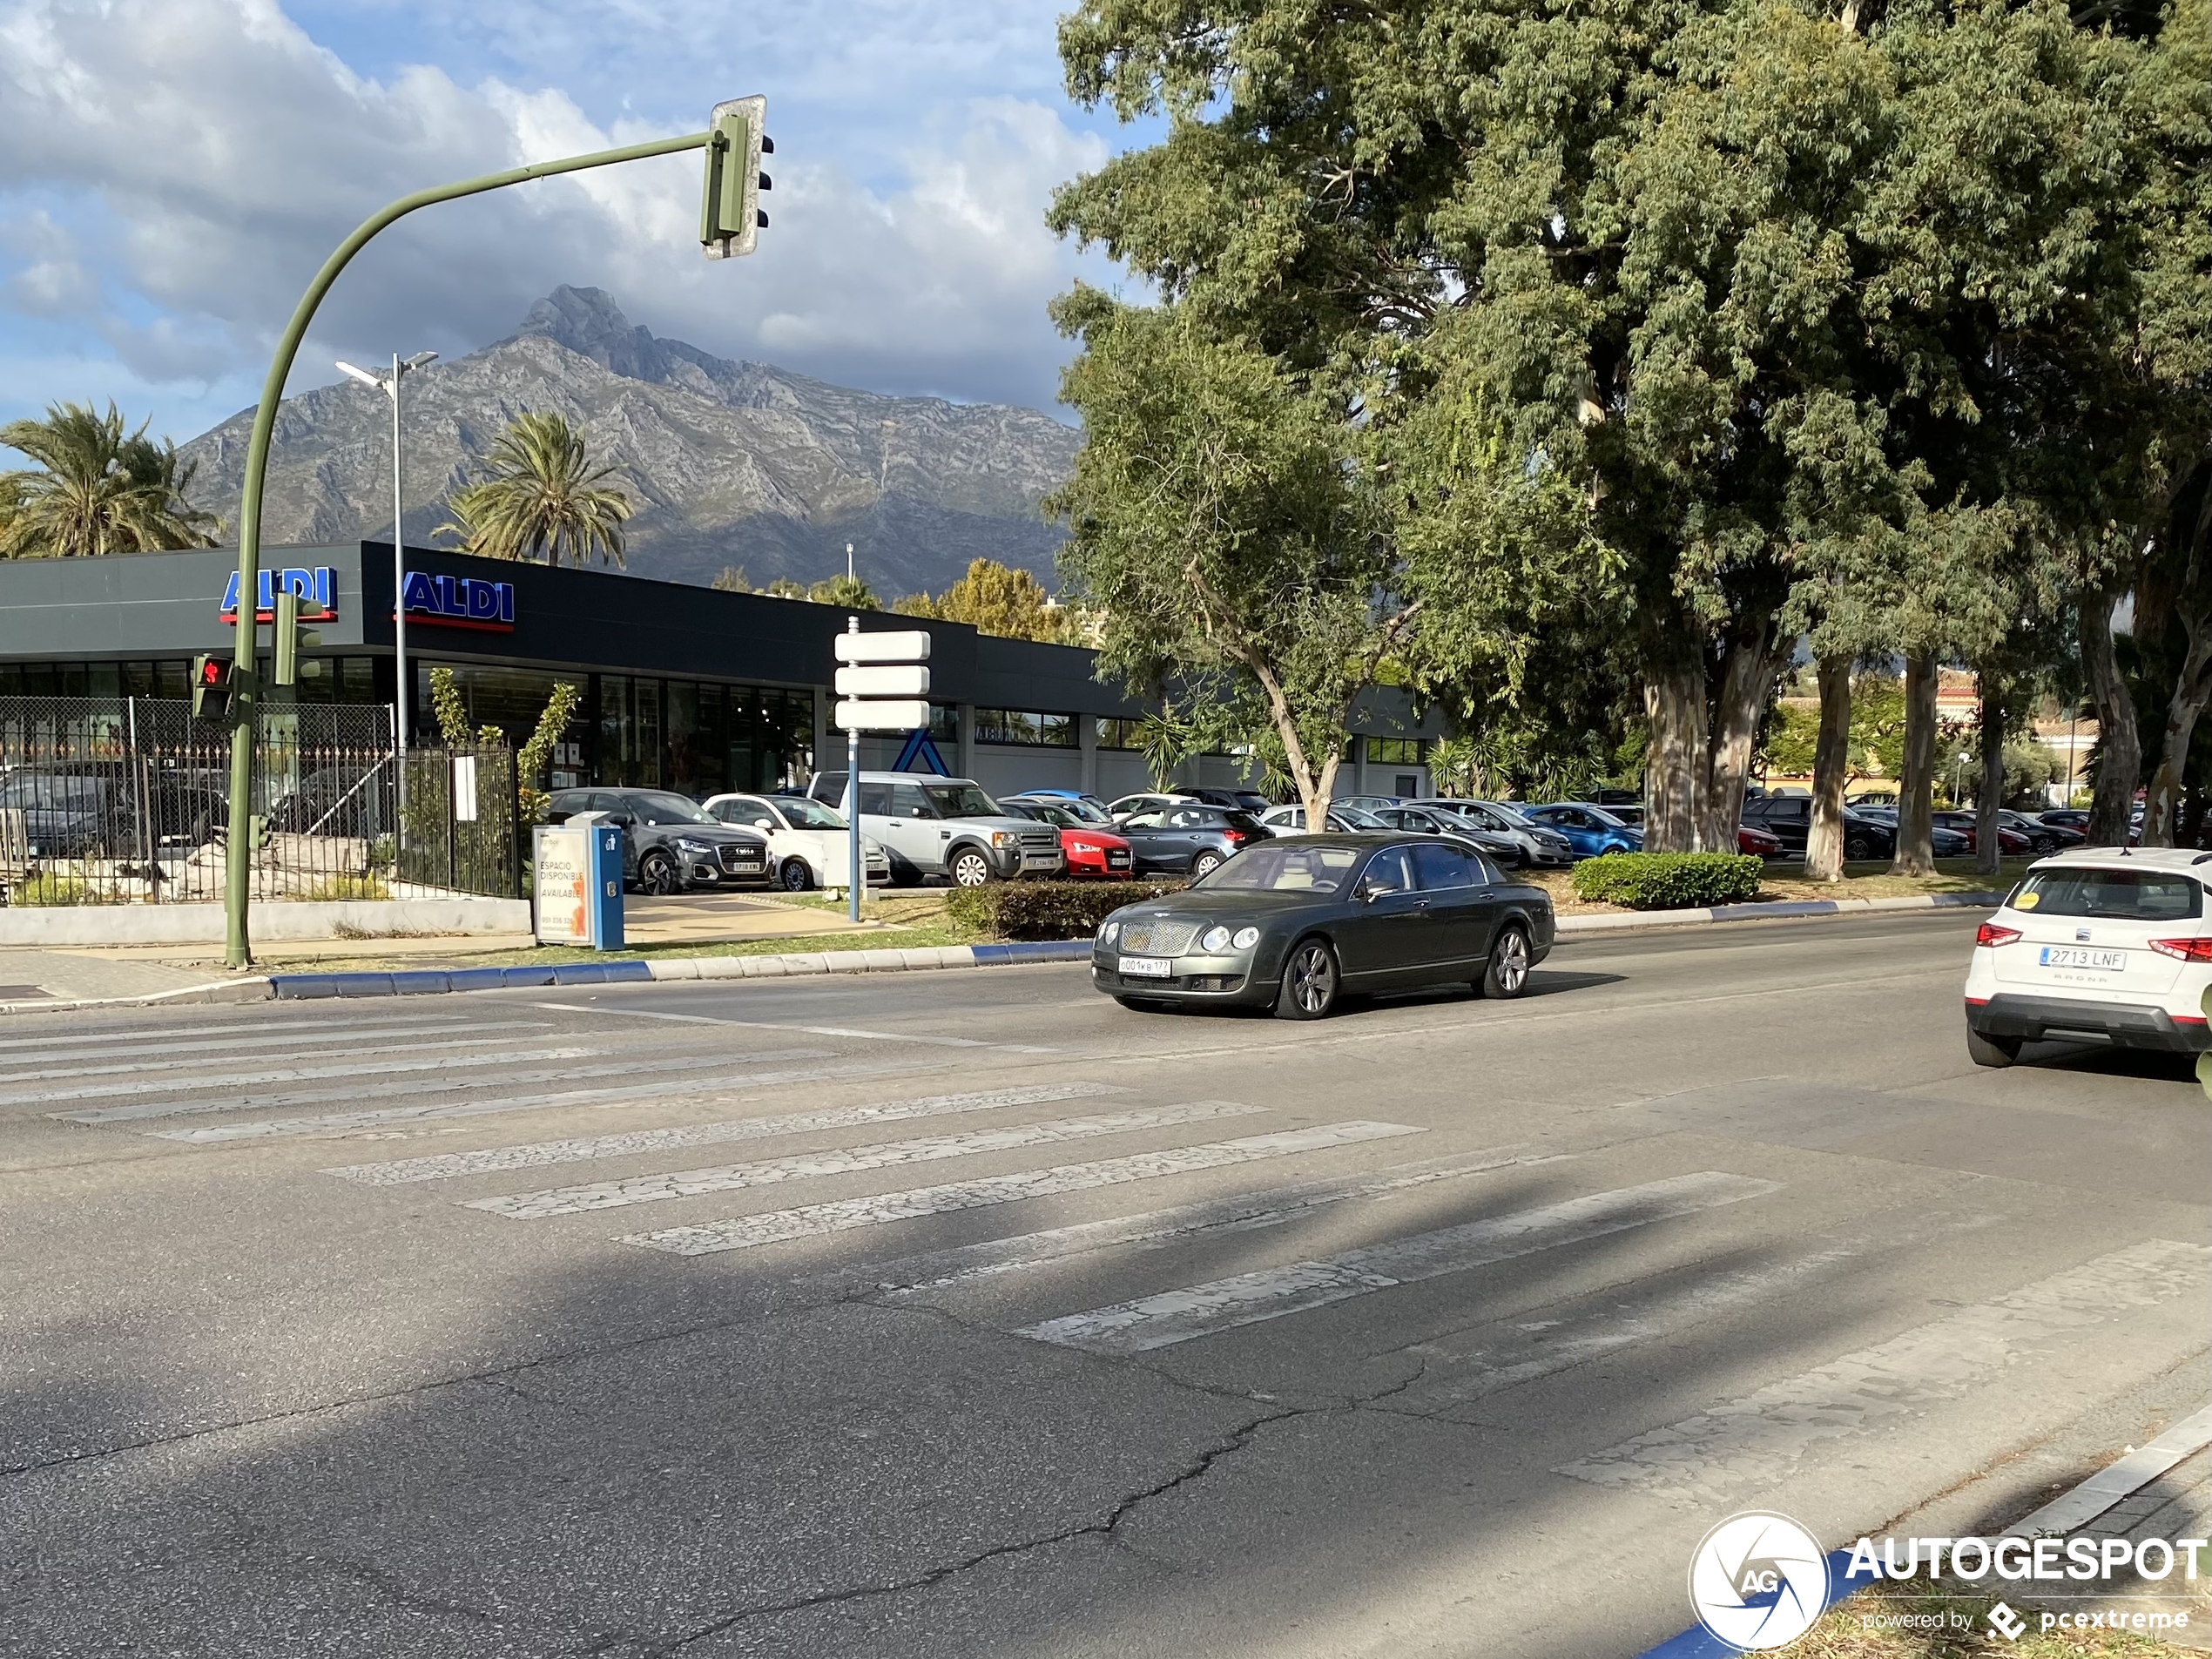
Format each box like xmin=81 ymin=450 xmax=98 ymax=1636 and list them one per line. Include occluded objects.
xmin=949 ymin=846 xmax=996 ymax=887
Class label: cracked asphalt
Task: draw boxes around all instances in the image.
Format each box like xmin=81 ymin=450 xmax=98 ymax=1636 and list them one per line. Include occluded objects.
xmin=0 ymin=911 xmax=2204 ymax=1658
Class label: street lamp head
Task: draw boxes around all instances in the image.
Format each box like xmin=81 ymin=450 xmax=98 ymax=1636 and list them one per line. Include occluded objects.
xmin=401 ymin=351 xmax=439 ymax=371
xmin=334 ymin=360 xmax=387 ymax=390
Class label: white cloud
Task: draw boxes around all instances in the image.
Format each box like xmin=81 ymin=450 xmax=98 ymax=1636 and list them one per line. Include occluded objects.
xmin=0 ymin=0 xmax=1117 ymax=441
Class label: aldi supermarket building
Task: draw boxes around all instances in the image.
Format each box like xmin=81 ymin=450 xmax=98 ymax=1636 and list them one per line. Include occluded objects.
xmin=0 ymin=542 xmax=1441 ymax=802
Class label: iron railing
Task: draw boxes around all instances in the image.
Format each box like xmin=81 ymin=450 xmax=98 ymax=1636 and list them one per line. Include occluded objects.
xmin=399 ymin=745 xmax=523 ymax=900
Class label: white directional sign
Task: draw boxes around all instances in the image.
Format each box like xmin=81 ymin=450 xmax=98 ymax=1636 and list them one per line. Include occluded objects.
xmin=835 ymin=663 xmax=929 ymax=698
xmin=833 ymin=630 xmax=933 ymax=664
xmin=835 ymin=698 xmax=932 ymax=732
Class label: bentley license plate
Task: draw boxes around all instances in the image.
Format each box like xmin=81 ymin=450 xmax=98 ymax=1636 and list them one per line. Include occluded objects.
xmin=1118 ymin=955 xmax=1172 ymax=978
xmin=2039 ymin=947 xmax=2126 ymax=970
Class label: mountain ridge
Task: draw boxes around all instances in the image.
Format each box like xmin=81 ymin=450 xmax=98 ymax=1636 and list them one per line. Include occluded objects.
xmin=178 ymin=286 xmax=1080 ymax=597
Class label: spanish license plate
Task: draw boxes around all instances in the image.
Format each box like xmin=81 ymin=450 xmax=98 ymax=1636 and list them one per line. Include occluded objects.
xmin=1118 ymin=955 xmax=1172 ymax=978
xmin=2040 ymin=947 xmax=2126 ymax=970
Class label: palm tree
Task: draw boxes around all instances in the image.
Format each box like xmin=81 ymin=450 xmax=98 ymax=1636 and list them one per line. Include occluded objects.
xmin=0 ymin=401 xmax=219 ymax=558
xmin=437 ymin=411 xmax=631 ymax=567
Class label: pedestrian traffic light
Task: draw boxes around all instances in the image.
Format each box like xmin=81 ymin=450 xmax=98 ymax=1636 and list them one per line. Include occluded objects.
xmin=191 ymin=655 xmax=234 ymax=722
xmin=273 ymin=590 xmax=324 ymax=687
xmin=701 ymin=95 xmax=771 ymax=259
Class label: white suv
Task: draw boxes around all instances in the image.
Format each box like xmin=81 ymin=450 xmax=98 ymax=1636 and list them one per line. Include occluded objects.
xmin=1963 ymin=848 xmax=2212 ymax=1067
xmin=806 ymin=772 xmax=1064 ymax=887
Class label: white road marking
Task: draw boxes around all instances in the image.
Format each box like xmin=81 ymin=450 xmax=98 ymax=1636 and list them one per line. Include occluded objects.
xmin=0 ymin=1021 xmax=537 ymax=1069
xmin=532 ymin=1001 xmax=1057 ymax=1054
xmin=149 ymin=1058 xmax=943 ymax=1143
xmin=0 ymin=1015 xmax=472 ymax=1052
xmin=26 ymin=1047 xmax=612 ymax=1112
xmin=1556 ymin=1238 xmax=2212 ymax=1507
xmin=323 ymin=1082 xmax=1129 ymax=1186
xmin=467 ymin=1102 xmax=1267 ymax=1220
xmin=1015 ymin=1171 xmax=1782 ymax=1354
xmin=873 ymin=1146 xmax=1544 ymax=1298
xmin=8 ymin=1031 xmax=550 ymax=1086
xmin=84 ymin=1049 xmax=827 ymax=1128
xmin=620 ymin=1120 xmax=1425 ymax=1257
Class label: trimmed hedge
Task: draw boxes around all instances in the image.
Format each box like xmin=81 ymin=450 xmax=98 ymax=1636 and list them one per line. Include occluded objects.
xmin=944 ymin=879 xmax=1186 ymax=942
xmin=1571 ymin=852 xmax=1764 ymax=910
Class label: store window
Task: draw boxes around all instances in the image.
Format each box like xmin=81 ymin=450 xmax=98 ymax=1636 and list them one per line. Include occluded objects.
xmin=1097 ymin=717 xmax=1145 ymax=750
xmin=1367 ymin=737 xmax=1427 ymax=765
xmin=974 ymin=708 xmax=1076 ymax=746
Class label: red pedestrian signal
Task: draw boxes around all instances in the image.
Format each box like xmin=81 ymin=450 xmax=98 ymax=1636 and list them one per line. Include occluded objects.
xmin=192 ymin=654 xmax=235 ymax=722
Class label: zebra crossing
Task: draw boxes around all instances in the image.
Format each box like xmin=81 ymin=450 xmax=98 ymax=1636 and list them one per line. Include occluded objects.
xmin=27 ymin=1000 xmax=2209 ymax=1514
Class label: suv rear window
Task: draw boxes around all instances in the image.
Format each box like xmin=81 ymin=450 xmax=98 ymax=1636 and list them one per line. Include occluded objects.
xmin=2013 ymin=867 xmax=2203 ymax=922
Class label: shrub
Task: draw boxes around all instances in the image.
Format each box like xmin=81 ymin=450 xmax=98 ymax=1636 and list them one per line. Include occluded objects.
xmin=298 ymin=873 xmax=391 ymax=902
xmin=1572 ymin=852 xmax=1763 ymax=910
xmin=945 ymin=879 xmax=1185 ymax=941
xmin=8 ymin=873 xmax=122 ymax=907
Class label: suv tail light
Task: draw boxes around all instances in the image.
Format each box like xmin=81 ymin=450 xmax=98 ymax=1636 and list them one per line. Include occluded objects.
xmin=1975 ymin=921 xmax=2022 ymax=948
xmin=2148 ymin=937 xmax=2212 ymax=962
xmin=1221 ymin=828 xmax=1247 ymax=844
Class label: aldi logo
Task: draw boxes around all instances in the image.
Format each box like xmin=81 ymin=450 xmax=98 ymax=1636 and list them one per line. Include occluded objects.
xmin=219 ymin=565 xmax=336 ymax=624
xmin=401 ymin=570 xmax=516 ymax=631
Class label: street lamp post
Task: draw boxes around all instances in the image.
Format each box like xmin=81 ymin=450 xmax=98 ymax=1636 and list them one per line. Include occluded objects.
xmin=336 ymin=350 xmax=436 ymax=823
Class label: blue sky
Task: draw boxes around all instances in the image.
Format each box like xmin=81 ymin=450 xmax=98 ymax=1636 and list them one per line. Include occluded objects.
xmin=0 ymin=0 xmax=1147 ymax=446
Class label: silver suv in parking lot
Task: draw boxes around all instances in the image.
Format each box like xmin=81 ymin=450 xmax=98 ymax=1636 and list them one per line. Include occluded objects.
xmin=807 ymin=771 xmax=1062 ymax=887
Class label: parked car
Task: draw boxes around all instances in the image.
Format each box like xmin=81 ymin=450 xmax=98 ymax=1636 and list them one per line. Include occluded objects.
xmin=0 ymin=765 xmax=227 ymax=858
xmin=1932 ymin=811 xmax=2033 ymax=858
xmin=1411 ymin=799 xmax=1575 ymax=868
xmin=1743 ymin=796 xmax=1895 ymax=861
xmin=2039 ymin=807 xmax=2093 ymax=836
xmin=1520 ymin=802 xmax=1643 ymax=858
xmin=1962 ymin=848 xmax=2212 ymax=1067
xmin=1014 ymin=789 xmax=1117 ymax=824
xmin=1851 ymin=804 xmax=1971 ymax=857
xmin=999 ymin=796 xmax=1136 ymax=878
xmin=702 ymin=791 xmax=890 ymax=891
xmin=1105 ymin=792 xmax=1195 ymax=821
xmin=807 ymin=771 xmax=1063 ymax=887
xmin=1094 ymin=833 xmax=1556 ymax=1018
xmin=1737 ymin=822 xmax=1784 ymax=858
xmin=1112 ymin=802 xmax=1268 ymax=878
xmin=1333 ymin=794 xmax=1404 ymax=813
xmin=268 ymin=763 xmax=389 ymax=840
xmin=1364 ymin=803 xmax=1528 ymax=868
xmin=1261 ymin=803 xmax=1388 ymax=833
xmin=1175 ymin=785 xmax=1277 ymax=814
xmin=546 ymin=787 xmax=772 ymax=894
xmin=2000 ymin=810 xmax=2085 ymax=853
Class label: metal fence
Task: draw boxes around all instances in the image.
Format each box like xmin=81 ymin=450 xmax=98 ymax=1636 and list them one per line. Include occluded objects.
xmin=399 ymin=745 xmax=523 ymax=900
xmin=0 ymin=696 xmax=402 ymax=906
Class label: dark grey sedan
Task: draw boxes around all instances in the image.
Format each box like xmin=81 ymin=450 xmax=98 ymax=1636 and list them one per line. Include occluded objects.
xmin=1093 ymin=833 xmax=1556 ymax=1019
xmin=547 ymin=788 xmax=772 ymax=894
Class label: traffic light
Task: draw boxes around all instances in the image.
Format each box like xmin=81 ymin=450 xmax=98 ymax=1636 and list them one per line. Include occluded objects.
xmin=191 ymin=655 xmax=234 ymax=722
xmin=273 ymin=590 xmax=324 ymax=687
xmin=701 ymin=95 xmax=771 ymax=259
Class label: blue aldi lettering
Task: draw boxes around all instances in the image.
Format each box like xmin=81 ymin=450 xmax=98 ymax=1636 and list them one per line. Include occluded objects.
xmin=401 ymin=570 xmax=516 ymax=631
xmin=219 ymin=565 xmax=336 ymax=624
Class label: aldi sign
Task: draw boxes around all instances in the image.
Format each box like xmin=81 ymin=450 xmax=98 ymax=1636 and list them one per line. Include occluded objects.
xmin=401 ymin=570 xmax=516 ymax=631
xmin=219 ymin=565 xmax=335 ymax=624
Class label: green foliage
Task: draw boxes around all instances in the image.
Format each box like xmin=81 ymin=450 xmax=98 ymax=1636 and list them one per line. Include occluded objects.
xmin=439 ymin=411 xmax=631 ymax=567
xmin=1572 ymin=853 xmax=1764 ymax=911
xmin=895 ymin=558 xmax=1067 ymax=642
xmin=807 ymin=573 xmax=880 ymax=610
xmin=944 ymin=879 xmax=1185 ymax=942
xmin=0 ymin=401 xmax=219 ymax=558
xmin=298 ymin=873 xmax=391 ymax=902
xmin=9 ymin=873 xmax=125 ymax=906
xmin=516 ymin=680 xmax=584 ymax=826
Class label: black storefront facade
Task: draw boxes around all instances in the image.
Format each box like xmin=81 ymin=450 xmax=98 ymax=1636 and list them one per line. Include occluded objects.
xmin=0 ymin=542 xmax=1442 ymax=801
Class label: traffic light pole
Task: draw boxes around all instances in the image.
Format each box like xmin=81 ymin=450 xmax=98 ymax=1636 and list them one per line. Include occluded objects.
xmin=220 ymin=130 xmax=718 ymax=968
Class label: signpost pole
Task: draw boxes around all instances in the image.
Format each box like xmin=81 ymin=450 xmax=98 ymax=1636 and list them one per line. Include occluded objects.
xmin=392 ymin=350 xmax=409 ymax=840
xmin=846 ymin=617 xmax=862 ymax=925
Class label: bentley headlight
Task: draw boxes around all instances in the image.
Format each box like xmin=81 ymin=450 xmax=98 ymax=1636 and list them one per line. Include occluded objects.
xmin=1231 ymin=927 xmax=1261 ymax=949
xmin=1200 ymin=925 xmax=1232 ymax=952
xmin=1099 ymin=920 xmax=1121 ymax=945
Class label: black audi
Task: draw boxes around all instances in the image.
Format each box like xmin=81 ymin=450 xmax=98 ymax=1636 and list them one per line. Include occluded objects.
xmin=1093 ymin=833 xmax=1556 ymax=1019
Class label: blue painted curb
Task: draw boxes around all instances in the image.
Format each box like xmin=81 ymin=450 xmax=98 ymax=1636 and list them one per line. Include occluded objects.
xmin=1636 ymin=1548 xmax=1878 ymax=1656
xmin=272 ymin=960 xmax=655 ymax=999
xmin=970 ymin=941 xmax=1092 ymax=965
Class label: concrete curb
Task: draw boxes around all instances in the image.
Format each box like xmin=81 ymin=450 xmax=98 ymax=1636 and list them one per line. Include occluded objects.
xmin=0 ymin=897 xmax=532 ymax=948
xmin=1554 ymin=889 xmax=2005 ymax=934
xmin=0 ymin=897 xmax=2000 ymax=1011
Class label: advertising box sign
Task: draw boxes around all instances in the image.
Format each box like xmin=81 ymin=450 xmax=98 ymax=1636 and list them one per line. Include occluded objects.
xmin=532 ymin=820 xmax=624 ymax=949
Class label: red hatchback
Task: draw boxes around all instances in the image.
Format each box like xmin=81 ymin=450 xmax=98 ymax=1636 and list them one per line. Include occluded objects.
xmin=1001 ymin=799 xmax=1136 ymax=878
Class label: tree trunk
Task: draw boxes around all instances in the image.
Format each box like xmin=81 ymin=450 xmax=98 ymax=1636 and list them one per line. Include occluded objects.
xmin=2080 ymin=584 xmax=2142 ymax=846
xmin=1804 ymin=655 xmax=1852 ymax=880
xmin=1890 ymin=651 xmax=1939 ymax=875
xmin=1643 ymin=663 xmax=1709 ymax=852
xmin=2141 ymin=610 xmax=2210 ymax=848
xmin=1700 ymin=625 xmax=1783 ymax=853
xmin=1975 ymin=672 xmax=2006 ymax=880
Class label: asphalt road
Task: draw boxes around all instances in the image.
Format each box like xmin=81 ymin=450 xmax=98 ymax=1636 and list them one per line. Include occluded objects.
xmin=0 ymin=913 xmax=2204 ymax=1658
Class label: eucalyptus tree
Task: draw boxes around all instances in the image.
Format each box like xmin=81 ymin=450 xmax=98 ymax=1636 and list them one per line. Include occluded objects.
xmin=0 ymin=401 xmax=218 ymax=558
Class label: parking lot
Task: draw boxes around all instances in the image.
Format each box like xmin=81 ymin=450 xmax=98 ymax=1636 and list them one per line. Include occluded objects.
xmin=0 ymin=911 xmax=2204 ymax=1656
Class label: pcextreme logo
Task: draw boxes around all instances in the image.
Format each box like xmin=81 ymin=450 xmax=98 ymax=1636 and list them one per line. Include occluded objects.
xmin=1687 ymin=1512 xmax=1831 ymax=1651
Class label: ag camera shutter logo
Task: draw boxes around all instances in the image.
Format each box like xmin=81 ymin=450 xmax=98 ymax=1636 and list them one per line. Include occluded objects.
xmin=1688 ymin=1511 xmax=1830 ymax=1650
